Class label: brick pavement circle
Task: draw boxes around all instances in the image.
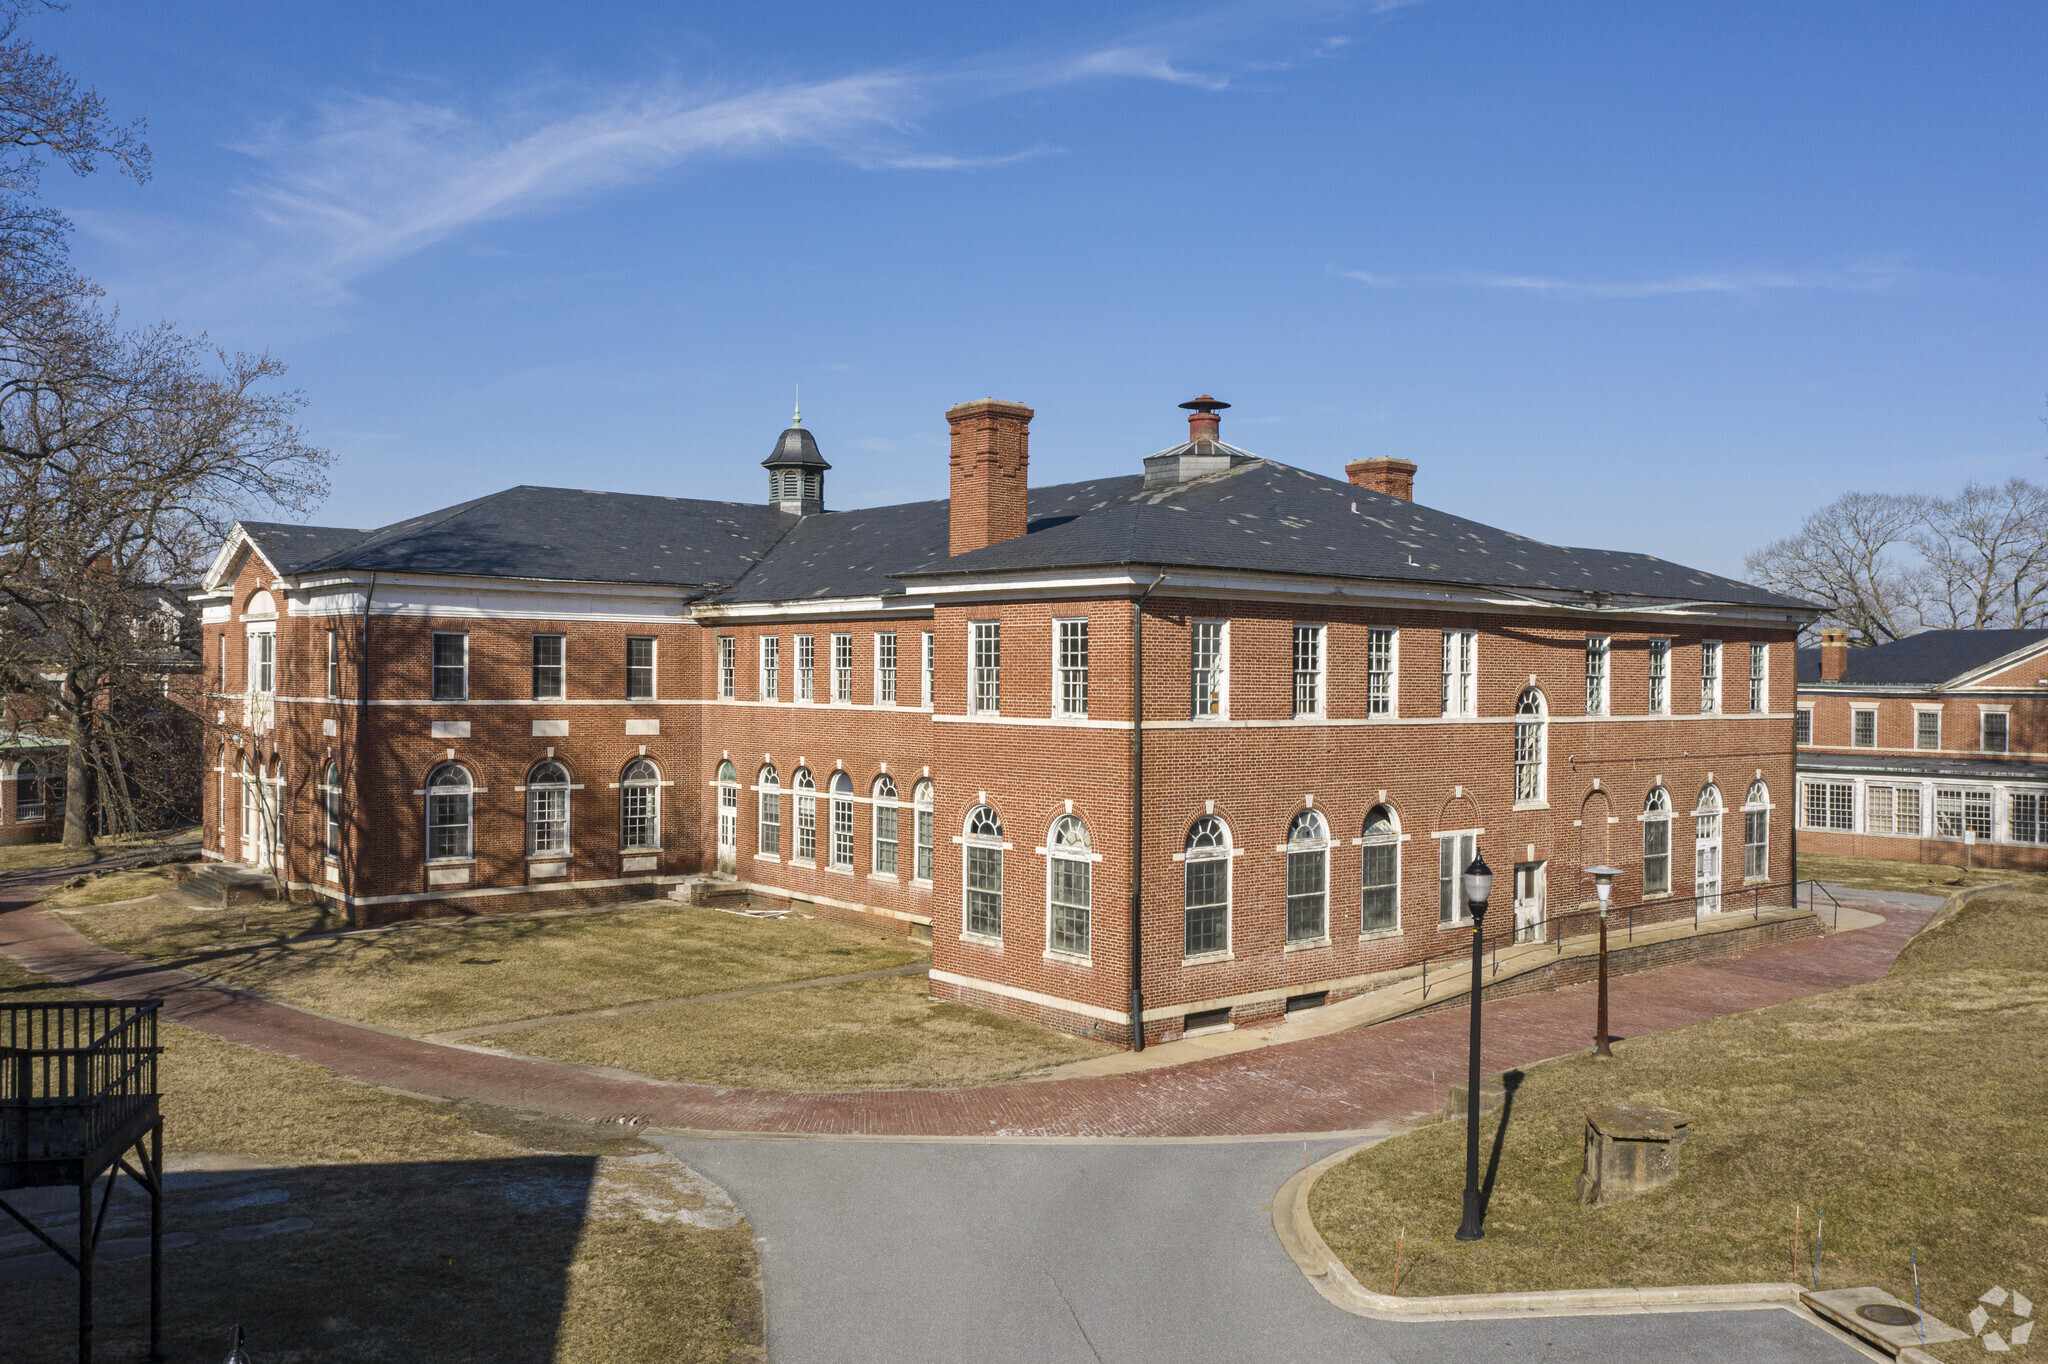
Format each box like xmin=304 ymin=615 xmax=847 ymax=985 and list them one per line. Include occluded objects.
xmin=0 ymin=867 xmax=1932 ymax=1140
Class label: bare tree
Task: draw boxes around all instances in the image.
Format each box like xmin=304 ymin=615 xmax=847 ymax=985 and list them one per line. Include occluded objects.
xmin=1910 ymin=479 xmax=2048 ymax=630
xmin=1744 ymin=491 xmax=1929 ymax=645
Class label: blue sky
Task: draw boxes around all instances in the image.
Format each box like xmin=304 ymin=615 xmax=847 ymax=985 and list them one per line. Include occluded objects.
xmin=43 ymin=1 xmax=2048 ymax=580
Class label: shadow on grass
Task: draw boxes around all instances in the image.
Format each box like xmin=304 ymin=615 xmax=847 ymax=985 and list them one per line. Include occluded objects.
xmin=1476 ymin=1069 xmax=1525 ymax=1226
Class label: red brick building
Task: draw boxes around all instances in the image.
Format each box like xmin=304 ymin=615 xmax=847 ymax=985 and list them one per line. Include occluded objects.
xmin=1796 ymin=627 xmax=2048 ymax=870
xmin=191 ymin=396 xmax=1816 ymax=1044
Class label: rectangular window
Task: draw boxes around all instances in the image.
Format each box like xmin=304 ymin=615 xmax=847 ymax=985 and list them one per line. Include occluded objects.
xmin=1292 ymin=624 xmax=1324 ymax=718
xmin=1795 ymin=707 xmax=1813 ymax=745
xmin=2010 ymin=791 xmax=2046 ymax=844
xmin=1699 ymin=641 xmax=1720 ymax=714
xmin=1366 ymin=628 xmax=1395 ymax=717
xmin=832 ymin=633 xmax=853 ymax=702
xmin=921 ymin=631 xmax=935 ymax=708
xmin=1437 ymin=832 xmax=1478 ymax=925
xmin=797 ymin=787 xmax=816 ymax=861
xmin=971 ymin=622 xmax=1001 ymax=714
xmin=796 ymin=634 xmax=815 ymax=702
xmin=250 ymin=632 xmax=275 ymax=695
xmin=1183 ymin=858 xmax=1228 ymax=956
xmin=760 ymin=635 xmax=780 ymax=701
xmin=717 ymin=636 xmax=735 ymax=700
xmin=1983 ymin=711 xmax=2009 ymax=753
xmin=875 ymin=800 xmax=898 ymax=876
xmin=1744 ymin=807 xmax=1768 ymax=880
xmin=831 ymin=791 xmax=854 ymax=868
xmin=876 ymin=632 xmax=897 ymax=706
xmin=1585 ymin=636 xmax=1609 ymax=716
xmin=1749 ymin=642 xmax=1767 ymax=713
xmin=965 ymin=845 xmax=1003 ymax=937
xmin=1647 ymin=639 xmax=1670 ymax=715
xmin=1852 ymin=708 xmax=1876 ymax=748
xmin=1866 ymin=784 xmax=1922 ymax=837
xmin=528 ymin=787 xmax=567 ymax=856
xmin=1644 ymin=814 xmax=1670 ymax=895
xmin=1360 ymin=839 xmax=1398 ymax=934
xmin=1441 ymin=630 xmax=1476 ymax=718
xmin=1803 ymin=780 xmax=1854 ymax=831
xmin=326 ymin=630 xmax=339 ymax=700
xmin=1286 ymin=844 xmax=1327 ymax=944
xmin=626 ymin=637 xmax=656 ymax=699
xmin=916 ymin=800 xmax=933 ymax=881
xmin=759 ymin=788 xmax=781 ymax=856
xmin=1916 ymin=710 xmax=1941 ymax=750
xmin=1191 ymin=621 xmax=1226 ymax=718
xmin=531 ymin=634 xmax=565 ymax=700
xmin=1049 ymin=854 xmax=1089 ymax=957
xmin=432 ymin=633 xmax=467 ymax=700
xmin=1057 ymin=619 xmax=1089 ymax=717
xmin=1935 ymin=787 xmax=1993 ymax=839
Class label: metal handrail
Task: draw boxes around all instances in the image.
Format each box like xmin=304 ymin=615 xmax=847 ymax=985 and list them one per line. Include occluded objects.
xmin=1 ymin=1002 xmax=160 ymax=1167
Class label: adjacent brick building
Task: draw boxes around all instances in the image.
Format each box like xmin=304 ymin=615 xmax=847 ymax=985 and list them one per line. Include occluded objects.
xmin=1796 ymin=627 xmax=2048 ymax=870
xmin=191 ymin=395 xmax=1817 ymax=1044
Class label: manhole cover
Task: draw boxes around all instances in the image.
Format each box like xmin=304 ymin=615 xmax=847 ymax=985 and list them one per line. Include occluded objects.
xmin=1857 ymin=1303 xmax=1920 ymax=1327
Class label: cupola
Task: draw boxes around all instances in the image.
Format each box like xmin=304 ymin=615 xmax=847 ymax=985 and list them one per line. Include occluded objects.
xmin=763 ymin=398 xmax=830 ymax=514
xmin=1142 ymin=395 xmax=1260 ymax=489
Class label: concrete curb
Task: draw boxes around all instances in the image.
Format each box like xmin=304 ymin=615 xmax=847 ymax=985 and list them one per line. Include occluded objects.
xmin=1273 ymin=1141 xmax=1804 ymax=1323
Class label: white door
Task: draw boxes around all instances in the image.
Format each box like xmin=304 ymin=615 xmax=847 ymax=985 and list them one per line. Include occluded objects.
xmin=1512 ymin=862 xmax=1545 ymax=944
xmin=241 ymin=775 xmax=271 ymax=870
xmin=717 ymin=785 xmax=738 ymax=874
xmin=1695 ymin=814 xmax=1721 ymax=914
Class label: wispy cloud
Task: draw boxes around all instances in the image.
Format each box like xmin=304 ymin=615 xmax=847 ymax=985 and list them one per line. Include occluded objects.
xmin=851 ymin=143 xmax=1062 ymax=171
xmin=1062 ymin=46 xmax=1231 ymax=91
xmin=1336 ymin=259 xmax=1912 ymax=299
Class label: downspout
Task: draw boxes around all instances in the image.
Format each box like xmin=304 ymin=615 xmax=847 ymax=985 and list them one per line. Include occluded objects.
xmin=348 ymin=573 xmax=376 ymax=926
xmin=1129 ymin=571 xmax=1167 ymax=1050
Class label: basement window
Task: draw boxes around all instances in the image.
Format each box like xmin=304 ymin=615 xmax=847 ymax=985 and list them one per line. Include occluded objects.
xmin=1184 ymin=1006 xmax=1231 ymax=1034
xmin=1284 ymin=991 xmax=1328 ymax=1014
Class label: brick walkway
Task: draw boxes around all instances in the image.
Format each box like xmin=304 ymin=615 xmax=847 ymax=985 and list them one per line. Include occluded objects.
xmin=0 ymin=867 xmax=1931 ymax=1139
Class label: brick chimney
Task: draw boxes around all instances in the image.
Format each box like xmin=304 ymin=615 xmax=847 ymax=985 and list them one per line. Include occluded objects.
xmin=1347 ymin=457 xmax=1417 ymax=502
xmin=948 ymin=399 xmax=1034 ymax=556
xmin=1819 ymin=628 xmax=1849 ymax=682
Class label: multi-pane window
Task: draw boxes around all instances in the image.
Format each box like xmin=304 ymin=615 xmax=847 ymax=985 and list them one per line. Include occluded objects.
xmin=1047 ymin=814 xmax=1091 ymax=957
xmin=1292 ymin=625 xmax=1324 ymax=718
xmin=716 ymin=637 xmax=735 ymax=700
xmin=1865 ymin=783 xmax=1920 ymax=836
xmin=1437 ymin=831 xmax=1478 ymax=924
xmin=873 ymin=775 xmax=898 ymax=875
xmin=620 ymin=758 xmax=661 ymax=849
xmin=322 ymin=762 xmax=342 ymax=858
xmin=1936 ymin=787 xmax=1992 ymax=840
xmin=326 ymin=630 xmax=340 ymax=699
xmin=1513 ymin=688 xmax=1547 ymax=805
xmin=1191 ymin=621 xmax=1226 ymax=718
xmin=1852 ymin=709 xmax=1876 ymax=747
xmin=1802 ymin=780 xmax=1854 ymax=831
xmin=1982 ymin=712 xmax=2010 ymax=753
xmin=1585 ymin=636 xmax=1609 ymax=716
xmin=426 ymin=764 xmax=473 ymax=860
xmin=432 ymin=633 xmax=467 ymax=700
xmin=1916 ymin=710 xmax=1941 ymax=750
xmin=2010 ymin=791 xmax=2047 ymax=844
xmin=1360 ymin=806 xmax=1399 ymax=934
xmin=794 ymin=769 xmax=817 ymax=861
xmin=1743 ymin=781 xmax=1769 ymax=880
xmin=832 ymin=633 xmax=853 ymax=702
xmin=1699 ymin=641 xmax=1720 ymax=714
xmin=1286 ymin=810 xmax=1330 ymax=944
xmin=1647 ymin=639 xmax=1669 ymax=715
xmin=758 ymin=766 xmax=781 ymax=856
xmin=829 ymin=771 xmax=855 ymax=868
xmin=1642 ymin=788 xmax=1672 ymax=894
xmin=1183 ymin=816 xmax=1231 ymax=956
xmin=1795 ymin=708 xmax=1813 ymax=745
xmin=1441 ymin=630 xmax=1476 ymax=718
xmin=1366 ymin=628 xmax=1395 ymax=717
xmin=1057 ymin=619 xmax=1089 ymax=716
xmin=876 ymin=633 xmax=897 ymax=706
xmin=964 ymin=804 xmax=1005 ymax=938
xmin=796 ymin=634 xmax=815 ymax=702
xmin=760 ymin=636 xmax=780 ymax=701
xmin=532 ymin=634 xmax=565 ymax=700
xmin=1749 ymin=642 xmax=1767 ymax=713
xmin=249 ymin=631 xmax=275 ymax=694
xmin=626 ymin=637 xmax=656 ymax=699
xmin=913 ymin=779 xmax=934 ymax=880
xmin=526 ymin=760 xmax=570 ymax=854
xmin=971 ymin=622 xmax=1001 ymax=714
xmin=921 ymin=632 xmax=935 ymax=708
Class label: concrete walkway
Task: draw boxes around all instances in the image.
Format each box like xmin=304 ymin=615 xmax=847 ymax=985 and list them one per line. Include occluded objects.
xmin=0 ymin=865 xmax=1938 ymax=1139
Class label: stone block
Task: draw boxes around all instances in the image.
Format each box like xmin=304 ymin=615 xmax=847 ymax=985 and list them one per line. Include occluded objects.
xmin=1445 ymin=1074 xmax=1518 ymax=1120
xmin=1575 ymin=1101 xmax=1692 ymax=1206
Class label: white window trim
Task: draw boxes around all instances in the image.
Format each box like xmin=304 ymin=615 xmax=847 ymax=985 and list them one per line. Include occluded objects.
xmin=1851 ymin=705 xmax=1878 ymax=748
xmin=1981 ymin=705 xmax=2013 ymax=753
xmin=875 ymin=631 xmax=897 ymax=708
xmin=1585 ymin=635 xmax=1610 ymax=717
xmin=1796 ymin=703 xmax=1814 ymax=745
xmin=626 ymin=635 xmax=659 ymax=702
xmin=760 ymin=635 xmax=780 ymax=703
xmin=969 ymin=621 xmax=1001 ymax=716
xmin=1700 ymin=639 xmax=1721 ymax=715
xmin=1441 ymin=629 xmax=1478 ymax=719
xmin=246 ymin=623 xmax=277 ymax=696
xmin=1748 ymin=641 xmax=1768 ymax=714
xmin=1366 ymin=626 xmax=1398 ymax=719
xmin=1355 ymin=818 xmax=1404 ymax=939
xmin=716 ymin=636 xmax=736 ymax=701
xmin=1191 ymin=618 xmax=1229 ymax=721
xmin=1179 ymin=838 xmax=1237 ymax=962
xmin=1434 ymin=828 xmax=1483 ymax=926
xmin=1646 ymin=638 xmax=1671 ymax=716
xmin=1912 ymin=703 xmax=1942 ymax=751
xmin=1292 ymin=623 xmax=1327 ymax=720
xmin=1053 ymin=617 xmax=1089 ymax=719
xmin=830 ymin=632 xmax=854 ymax=706
xmin=795 ymin=634 xmax=815 ymax=705
xmin=921 ymin=631 xmax=936 ymax=711
xmin=530 ymin=632 xmax=567 ymax=702
xmin=1039 ymin=816 xmax=1098 ymax=963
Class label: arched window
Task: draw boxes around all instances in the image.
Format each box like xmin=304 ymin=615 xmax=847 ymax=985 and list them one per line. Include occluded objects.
xmin=1184 ymin=816 xmax=1232 ymax=956
xmin=1360 ymin=805 xmax=1400 ymax=934
xmin=1286 ymin=809 xmax=1330 ymax=944
xmin=1743 ymin=780 xmax=1770 ymax=881
xmin=794 ymin=768 xmax=816 ymax=861
xmin=829 ymin=770 xmax=856 ymax=869
xmin=624 ymin=758 xmax=663 ymax=851
xmin=527 ymin=760 xmax=570 ymax=855
xmin=1046 ymin=814 xmax=1091 ymax=957
xmin=963 ymin=804 xmax=1004 ymax=938
xmin=321 ymin=762 xmax=343 ymax=858
xmin=426 ymin=764 xmax=473 ymax=861
xmin=1514 ymin=688 xmax=1547 ymax=805
xmin=1695 ymin=784 xmax=1723 ymax=913
xmin=758 ymin=765 xmax=781 ymax=856
xmin=912 ymin=778 xmax=934 ymax=882
xmin=872 ymin=775 xmax=899 ymax=875
xmin=1642 ymin=786 xmax=1671 ymax=896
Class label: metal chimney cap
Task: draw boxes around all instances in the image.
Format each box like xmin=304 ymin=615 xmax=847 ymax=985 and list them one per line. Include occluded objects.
xmin=1178 ymin=394 xmax=1231 ymax=414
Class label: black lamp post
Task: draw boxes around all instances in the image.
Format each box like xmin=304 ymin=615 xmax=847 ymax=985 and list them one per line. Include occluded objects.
xmin=1584 ymin=865 xmax=1623 ymax=1060
xmin=1454 ymin=852 xmax=1493 ymax=1243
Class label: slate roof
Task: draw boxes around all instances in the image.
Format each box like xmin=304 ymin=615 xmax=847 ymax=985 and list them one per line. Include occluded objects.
xmin=243 ymin=523 xmax=377 ymax=575
xmin=762 ymin=425 xmax=830 ymax=470
xmin=1794 ymin=630 xmax=2048 ymax=686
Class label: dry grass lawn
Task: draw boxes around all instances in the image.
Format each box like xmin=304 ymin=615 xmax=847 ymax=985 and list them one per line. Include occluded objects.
xmin=42 ymin=867 xmax=182 ymax=908
xmin=0 ymin=827 xmax=196 ymax=875
xmin=1309 ymin=891 xmax=2048 ymax=1333
xmin=1801 ymin=850 xmax=2048 ymax=898
xmin=0 ymin=957 xmax=763 ymax=1363
xmin=61 ymin=896 xmax=929 ymax=1034
xmin=476 ymin=973 xmax=1112 ymax=1089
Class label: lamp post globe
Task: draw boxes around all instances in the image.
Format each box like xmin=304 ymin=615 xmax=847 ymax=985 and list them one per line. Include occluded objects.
xmin=1455 ymin=852 xmax=1492 ymax=1242
xmin=1584 ymin=866 xmax=1624 ymax=1060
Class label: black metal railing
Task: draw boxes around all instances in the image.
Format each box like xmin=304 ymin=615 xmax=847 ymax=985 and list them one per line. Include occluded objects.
xmin=1 ymin=1002 xmax=160 ymax=1168
xmin=1416 ymin=878 xmax=1836 ymax=1000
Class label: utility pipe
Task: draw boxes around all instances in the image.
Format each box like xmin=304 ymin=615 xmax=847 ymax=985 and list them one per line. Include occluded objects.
xmin=1129 ymin=571 xmax=1166 ymax=1051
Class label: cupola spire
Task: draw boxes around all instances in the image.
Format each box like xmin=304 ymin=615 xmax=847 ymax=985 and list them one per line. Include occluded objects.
xmin=763 ymin=401 xmax=830 ymax=515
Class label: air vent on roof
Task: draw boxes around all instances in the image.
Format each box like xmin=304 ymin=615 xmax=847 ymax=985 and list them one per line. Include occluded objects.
xmin=1143 ymin=395 xmax=1261 ymax=489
